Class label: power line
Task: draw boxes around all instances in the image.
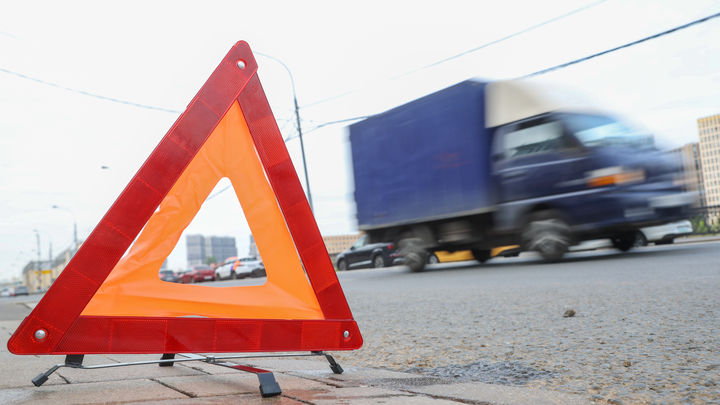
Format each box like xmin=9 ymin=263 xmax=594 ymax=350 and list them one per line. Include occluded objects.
xmin=0 ymin=67 xmax=182 ymax=113
xmin=295 ymin=10 xmax=720 ymax=140
xmin=300 ymin=0 xmax=607 ymax=109
xmin=520 ymin=11 xmax=720 ymax=79
xmin=390 ymin=0 xmax=608 ymax=81
xmin=285 ymin=116 xmax=371 ymax=141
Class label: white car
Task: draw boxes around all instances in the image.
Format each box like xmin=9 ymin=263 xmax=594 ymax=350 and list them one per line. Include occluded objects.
xmin=633 ymin=220 xmax=693 ymax=247
xmin=214 ymin=256 xmax=265 ymax=280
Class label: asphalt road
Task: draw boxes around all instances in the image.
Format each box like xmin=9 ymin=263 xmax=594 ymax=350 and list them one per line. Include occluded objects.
xmin=331 ymin=241 xmax=720 ymax=405
xmin=3 ymin=240 xmax=718 ymax=404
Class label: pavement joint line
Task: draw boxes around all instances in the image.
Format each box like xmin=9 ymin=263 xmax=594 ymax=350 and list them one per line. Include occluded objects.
xmin=177 ymin=362 xmax=213 ymax=375
xmin=405 ymin=390 xmax=493 ymax=405
xmin=273 ymin=371 xmax=352 ymax=388
xmin=149 ymin=377 xmax=196 ymax=398
xmin=281 ymin=393 xmax=314 ymax=405
xmin=55 ymin=372 xmax=71 ymax=384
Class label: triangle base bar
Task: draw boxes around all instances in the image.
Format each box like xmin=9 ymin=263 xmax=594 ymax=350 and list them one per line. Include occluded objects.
xmin=31 ymin=351 xmax=344 ymax=398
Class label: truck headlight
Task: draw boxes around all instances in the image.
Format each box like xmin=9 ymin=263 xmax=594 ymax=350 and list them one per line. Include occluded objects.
xmin=586 ymin=166 xmax=645 ymax=188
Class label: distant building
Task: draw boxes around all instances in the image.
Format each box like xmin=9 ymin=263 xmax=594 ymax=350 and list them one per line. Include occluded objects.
xmin=22 ymin=260 xmax=53 ymax=293
xmin=668 ymin=143 xmax=704 ymax=207
xmin=698 ymin=114 xmax=720 ymax=206
xmin=186 ymin=235 xmax=237 ymax=267
xmin=19 ymin=243 xmax=81 ymax=292
xmin=322 ymin=234 xmax=362 ymax=264
xmin=248 ymin=235 xmax=259 ymax=258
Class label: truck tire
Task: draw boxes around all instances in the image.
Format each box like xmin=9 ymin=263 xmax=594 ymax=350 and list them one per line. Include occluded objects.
xmin=522 ymin=211 xmax=571 ymax=263
xmin=372 ymin=254 xmax=385 ymax=268
xmin=471 ymin=249 xmax=491 ymax=263
xmin=399 ymin=238 xmax=427 ymax=272
xmin=611 ymin=232 xmax=635 ymax=252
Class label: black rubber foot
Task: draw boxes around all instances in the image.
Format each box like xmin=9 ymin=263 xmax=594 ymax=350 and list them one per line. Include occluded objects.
xmin=32 ymin=373 xmax=49 ymax=387
xmin=159 ymin=353 xmax=175 ymax=367
xmin=257 ymin=372 xmax=282 ymax=397
xmin=330 ymin=363 xmax=344 ymax=374
xmin=259 ymin=381 xmax=282 ymax=397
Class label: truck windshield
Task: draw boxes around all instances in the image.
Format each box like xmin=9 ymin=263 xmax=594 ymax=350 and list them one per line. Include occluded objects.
xmin=562 ymin=114 xmax=654 ymax=150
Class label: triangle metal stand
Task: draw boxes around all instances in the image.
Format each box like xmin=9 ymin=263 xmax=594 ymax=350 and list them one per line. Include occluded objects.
xmin=32 ymin=351 xmax=343 ymax=398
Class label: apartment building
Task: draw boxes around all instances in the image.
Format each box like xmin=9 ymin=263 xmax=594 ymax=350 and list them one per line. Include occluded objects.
xmin=186 ymin=235 xmax=237 ymax=266
xmin=698 ymin=114 xmax=720 ymax=206
xmin=668 ymin=142 xmax=704 ymax=207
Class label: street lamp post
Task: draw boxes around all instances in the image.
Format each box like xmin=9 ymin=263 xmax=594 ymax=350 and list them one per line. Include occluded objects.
xmin=52 ymin=205 xmax=78 ymax=251
xmin=256 ymin=52 xmax=314 ymax=213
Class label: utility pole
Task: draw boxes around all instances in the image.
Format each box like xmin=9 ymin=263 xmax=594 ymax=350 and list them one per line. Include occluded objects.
xmin=256 ymin=52 xmax=314 ymax=212
xmin=52 ymin=205 xmax=78 ymax=251
xmin=34 ymin=231 xmax=42 ymax=292
xmin=294 ymin=96 xmax=313 ymax=212
xmin=35 ymin=232 xmax=41 ymax=267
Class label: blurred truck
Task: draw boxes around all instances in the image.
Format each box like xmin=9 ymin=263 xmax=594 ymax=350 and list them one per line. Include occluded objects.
xmin=349 ymin=79 xmax=696 ymax=271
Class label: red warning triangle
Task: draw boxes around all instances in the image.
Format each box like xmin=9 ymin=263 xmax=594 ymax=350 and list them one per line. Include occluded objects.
xmin=8 ymin=41 xmax=362 ymax=355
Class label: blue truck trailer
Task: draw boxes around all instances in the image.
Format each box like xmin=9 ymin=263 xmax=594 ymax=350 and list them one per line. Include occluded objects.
xmin=349 ymin=79 xmax=696 ymax=271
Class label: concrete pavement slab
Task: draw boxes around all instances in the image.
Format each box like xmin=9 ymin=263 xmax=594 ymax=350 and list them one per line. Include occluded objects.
xmin=282 ymin=386 xmax=456 ymax=405
xmin=249 ymin=358 xmax=438 ymax=384
xmin=155 ymin=373 xmax=327 ymax=398
xmin=0 ymin=355 xmax=71 ymax=389
xmin=123 ymin=394 xmax=305 ymax=404
xmin=0 ymin=379 xmax=186 ymax=405
xmin=57 ymin=355 xmax=208 ymax=384
xmin=409 ymin=381 xmax=592 ymax=405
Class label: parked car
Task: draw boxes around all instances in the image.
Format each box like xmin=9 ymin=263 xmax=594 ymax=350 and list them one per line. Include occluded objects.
xmin=1 ymin=287 xmax=14 ymax=297
xmin=336 ymin=235 xmax=403 ymax=271
xmin=569 ymin=220 xmax=694 ymax=252
xmin=633 ymin=220 xmax=693 ymax=247
xmin=214 ymin=257 xmax=264 ymax=280
xmin=158 ymin=270 xmax=180 ymax=283
xmin=14 ymin=286 xmax=29 ymax=296
xmin=179 ymin=265 xmax=215 ymax=283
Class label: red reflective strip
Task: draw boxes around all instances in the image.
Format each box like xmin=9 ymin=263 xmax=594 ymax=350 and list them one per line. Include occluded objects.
xmin=47 ymin=317 xmax=362 ymax=354
xmin=238 ymin=76 xmax=354 ymax=321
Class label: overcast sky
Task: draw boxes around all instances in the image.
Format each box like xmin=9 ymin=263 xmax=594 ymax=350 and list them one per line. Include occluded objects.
xmin=2 ymin=0 xmax=720 ymax=281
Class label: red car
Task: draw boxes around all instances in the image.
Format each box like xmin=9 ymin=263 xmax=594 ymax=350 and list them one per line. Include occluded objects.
xmin=179 ymin=265 xmax=215 ymax=283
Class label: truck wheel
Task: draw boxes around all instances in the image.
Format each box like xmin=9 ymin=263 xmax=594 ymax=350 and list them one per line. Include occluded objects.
xmin=611 ymin=232 xmax=635 ymax=252
xmin=399 ymin=238 xmax=427 ymax=272
xmin=337 ymin=259 xmax=348 ymax=271
xmin=427 ymin=253 xmax=439 ymax=264
xmin=522 ymin=211 xmax=571 ymax=263
xmin=373 ymin=254 xmax=385 ymax=268
xmin=471 ymin=249 xmax=491 ymax=263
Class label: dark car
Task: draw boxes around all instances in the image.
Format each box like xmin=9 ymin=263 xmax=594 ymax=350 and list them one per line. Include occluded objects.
xmin=14 ymin=286 xmax=29 ymax=296
xmin=158 ymin=270 xmax=180 ymax=283
xmin=335 ymin=235 xmax=402 ymax=271
xmin=179 ymin=265 xmax=216 ymax=283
